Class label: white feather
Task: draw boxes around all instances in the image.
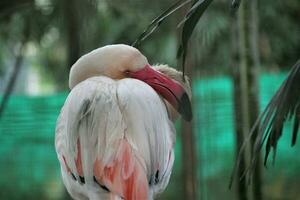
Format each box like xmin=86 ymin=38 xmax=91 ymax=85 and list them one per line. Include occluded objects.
xmin=55 ymin=76 xmax=175 ymax=199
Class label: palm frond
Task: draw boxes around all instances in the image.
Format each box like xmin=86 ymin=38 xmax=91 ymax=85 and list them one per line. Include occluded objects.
xmin=177 ymin=0 xmax=214 ymax=76
xmin=231 ymin=59 xmax=300 ymax=185
xmin=132 ymin=0 xmax=191 ymax=47
xmin=132 ymin=0 xmax=214 ymax=77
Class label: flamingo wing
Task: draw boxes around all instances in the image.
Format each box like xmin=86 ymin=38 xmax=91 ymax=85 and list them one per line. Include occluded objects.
xmin=55 ymin=76 xmax=175 ymax=200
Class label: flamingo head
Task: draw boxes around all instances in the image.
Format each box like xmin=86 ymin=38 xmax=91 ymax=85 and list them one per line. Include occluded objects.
xmin=69 ymin=44 xmax=192 ymax=121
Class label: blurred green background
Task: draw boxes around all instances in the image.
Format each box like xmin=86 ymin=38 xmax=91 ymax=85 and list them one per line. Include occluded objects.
xmin=1 ymin=0 xmax=300 ymax=199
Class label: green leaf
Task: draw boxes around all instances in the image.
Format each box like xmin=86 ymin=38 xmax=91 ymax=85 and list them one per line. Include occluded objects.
xmin=132 ymin=0 xmax=191 ymax=47
xmin=230 ymin=59 xmax=300 ymax=187
xmin=178 ymin=0 xmax=214 ymax=76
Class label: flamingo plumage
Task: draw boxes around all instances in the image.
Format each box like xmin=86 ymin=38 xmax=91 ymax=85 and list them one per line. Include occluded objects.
xmin=55 ymin=44 xmax=192 ymax=200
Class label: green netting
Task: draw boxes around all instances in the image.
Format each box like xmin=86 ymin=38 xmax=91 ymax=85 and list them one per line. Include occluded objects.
xmin=1 ymin=72 xmax=300 ymax=200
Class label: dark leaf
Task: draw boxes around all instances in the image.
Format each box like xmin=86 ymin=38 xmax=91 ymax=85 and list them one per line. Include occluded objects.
xmin=291 ymin=105 xmax=300 ymax=146
xmin=231 ymin=59 xmax=300 ymax=186
xmin=231 ymin=0 xmax=242 ymax=10
xmin=0 ymin=0 xmax=34 ymax=20
xmin=177 ymin=0 xmax=214 ymax=76
xmin=132 ymin=0 xmax=191 ymax=47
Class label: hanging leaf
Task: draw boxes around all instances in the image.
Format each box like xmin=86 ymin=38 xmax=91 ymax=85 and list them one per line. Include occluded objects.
xmin=231 ymin=0 xmax=242 ymax=10
xmin=231 ymin=59 xmax=300 ymax=186
xmin=132 ymin=0 xmax=214 ymax=77
xmin=132 ymin=0 xmax=191 ymax=47
xmin=177 ymin=0 xmax=214 ymax=77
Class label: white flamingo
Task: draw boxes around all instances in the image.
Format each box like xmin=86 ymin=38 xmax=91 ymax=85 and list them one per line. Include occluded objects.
xmin=55 ymin=44 xmax=192 ymax=200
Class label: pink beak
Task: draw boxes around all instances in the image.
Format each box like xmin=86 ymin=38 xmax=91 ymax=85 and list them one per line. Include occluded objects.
xmin=127 ymin=64 xmax=192 ymax=121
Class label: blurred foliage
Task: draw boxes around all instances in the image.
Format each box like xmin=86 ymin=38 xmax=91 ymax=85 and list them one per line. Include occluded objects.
xmin=259 ymin=0 xmax=300 ymax=68
xmin=0 ymin=0 xmax=178 ymax=89
xmin=190 ymin=0 xmax=300 ymax=74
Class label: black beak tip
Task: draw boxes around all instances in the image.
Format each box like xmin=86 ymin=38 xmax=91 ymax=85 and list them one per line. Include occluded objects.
xmin=178 ymin=93 xmax=193 ymax=121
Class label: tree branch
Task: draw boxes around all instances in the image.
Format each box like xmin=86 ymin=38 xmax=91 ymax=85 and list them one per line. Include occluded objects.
xmin=0 ymin=20 xmax=29 ymax=119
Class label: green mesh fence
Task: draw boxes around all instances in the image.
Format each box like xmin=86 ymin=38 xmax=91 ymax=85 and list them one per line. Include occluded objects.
xmin=1 ymin=72 xmax=300 ymax=200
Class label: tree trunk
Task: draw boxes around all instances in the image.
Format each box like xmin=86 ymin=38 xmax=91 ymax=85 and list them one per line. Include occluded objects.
xmin=231 ymin=9 xmax=249 ymax=200
xmin=64 ymin=0 xmax=81 ymax=69
xmin=231 ymin=0 xmax=262 ymax=199
xmin=177 ymin=4 xmax=198 ymax=199
xmin=0 ymin=19 xmax=30 ymax=118
xmin=180 ymin=51 xmax=198 ymax=200
xmin=240 ymin=0 xmax=262 ymax=199
xmin=181 ymin=119 xmax=197 ymax=200
xmin=248 ymin=0 xmax=263 ymax=199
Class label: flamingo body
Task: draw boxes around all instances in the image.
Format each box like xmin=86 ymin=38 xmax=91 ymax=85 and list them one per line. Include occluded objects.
xmin=55 ymin=44 xmax=191 ymax=200
xmin=56 ymin=77 xmax=175 ymax=199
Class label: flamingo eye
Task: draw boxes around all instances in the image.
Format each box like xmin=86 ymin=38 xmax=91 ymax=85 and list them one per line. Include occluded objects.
xmin=125 ymin=70 xmax=132 ymax=77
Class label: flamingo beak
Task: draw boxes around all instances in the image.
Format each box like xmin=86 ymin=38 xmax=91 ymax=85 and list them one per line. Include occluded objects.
xmin=127 ymin=64 xmax=192 ymax=121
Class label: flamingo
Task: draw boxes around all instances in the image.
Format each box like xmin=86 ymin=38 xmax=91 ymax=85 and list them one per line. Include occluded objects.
xmin=55 ymin=44 xmax=192 ymax=200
